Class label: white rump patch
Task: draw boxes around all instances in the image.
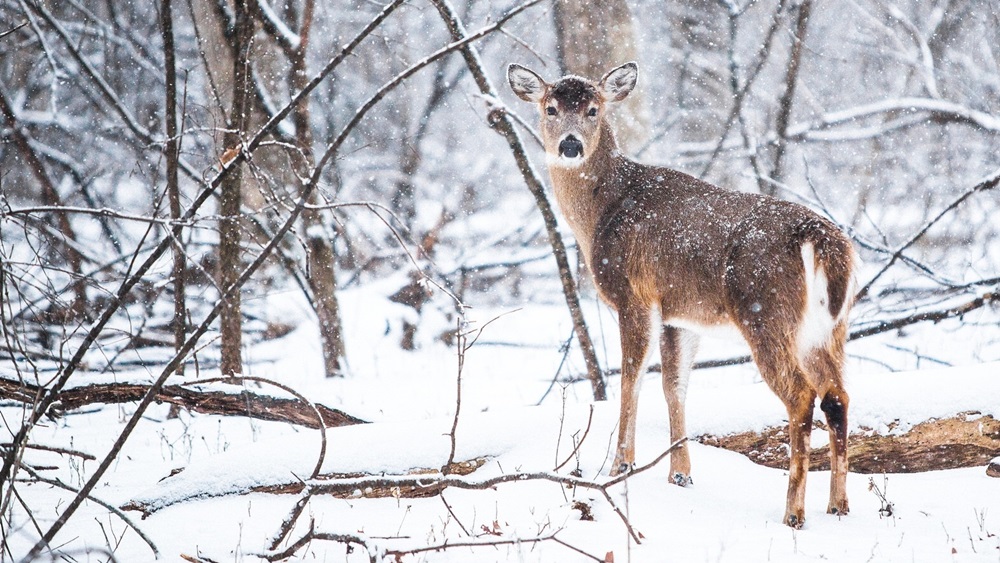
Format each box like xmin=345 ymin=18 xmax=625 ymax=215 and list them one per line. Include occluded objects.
xmin=797 ymin=242 xmax=836 ymax=360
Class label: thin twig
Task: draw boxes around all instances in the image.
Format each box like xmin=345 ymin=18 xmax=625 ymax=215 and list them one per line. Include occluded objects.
xmin=0 ymin=21 xmax=28 ymax=40
xmin=444 ymin=313 xmax=466 ymax=474
xmin=192 ymin=376 xmax=328 ymax=479
xmin=0 ymin=443 xmax=95 ymax=461
xmin=17 ymin=465 xmax=158 ymax=557
xmin=856 ymin=167 xmax=1000 ymax=300
xmin=22 ymin=4 xmax=543 ymax=556
xmin=554 ymin=404 xmax=594 ymax=472
xmin=383 ymin=531 xmax=560 ymax=558
xmin=440 ymin=493 xmax=471 ymax=536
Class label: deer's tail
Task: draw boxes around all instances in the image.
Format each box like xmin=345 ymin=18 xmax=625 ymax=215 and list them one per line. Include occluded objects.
xmin=794 ymin=220 xmax=856 ymax=357
xmin=798 ymin=219 xmax=857 ymax=323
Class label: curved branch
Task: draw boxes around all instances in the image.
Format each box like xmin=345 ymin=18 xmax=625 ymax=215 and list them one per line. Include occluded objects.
xmin=22 ymin=3 xmax=546 ymax=557
xmin=0 ymin=0 xmax=406 ymax=497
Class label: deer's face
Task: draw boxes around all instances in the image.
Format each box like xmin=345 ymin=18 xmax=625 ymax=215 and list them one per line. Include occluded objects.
xmin=508 ymin=62 xmax=637 ymax=168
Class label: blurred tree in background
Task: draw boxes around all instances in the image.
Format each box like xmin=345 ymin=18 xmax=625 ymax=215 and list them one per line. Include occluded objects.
xmin=0 ymin=0 xmax=997 ymax=387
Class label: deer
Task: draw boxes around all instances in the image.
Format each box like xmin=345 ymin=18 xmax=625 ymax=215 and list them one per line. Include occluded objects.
xmin=507 ymin=61 xmax=856 ymax=528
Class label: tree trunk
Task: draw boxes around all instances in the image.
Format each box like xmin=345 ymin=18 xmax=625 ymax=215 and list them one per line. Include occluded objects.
xmin=552 ymin=0 xmax=648 ymax=154
xmin=769 ymin=0 xmax=813 ymax=192
xmin=218 ymin=0 xmax=254 ymax=376
xmin=0 ymin=89 xmax=87 ymax=319
xmin=289 ymin=0 xmax=347 ymax=377
xmin=160 ymin=0 xmax=186 ymax=375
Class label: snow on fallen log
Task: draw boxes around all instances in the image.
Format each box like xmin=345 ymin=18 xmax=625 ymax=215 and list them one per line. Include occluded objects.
xmin=0 ymin=376 xmax=366 ymax=429
xmin=121 ymin=403 xmax=602 ymax=517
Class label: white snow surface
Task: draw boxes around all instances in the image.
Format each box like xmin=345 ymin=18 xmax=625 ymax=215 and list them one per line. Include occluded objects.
xmin=5 ymin=285 xmax=1000 ymax=562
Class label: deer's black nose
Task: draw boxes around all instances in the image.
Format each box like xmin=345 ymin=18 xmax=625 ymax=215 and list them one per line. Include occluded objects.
xmin=559 ymin=135 xmax=583 ymax=158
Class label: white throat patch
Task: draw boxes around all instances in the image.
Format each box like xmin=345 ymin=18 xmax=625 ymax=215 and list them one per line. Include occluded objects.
xmin=546 ymin=152 xmax=586 ymax=169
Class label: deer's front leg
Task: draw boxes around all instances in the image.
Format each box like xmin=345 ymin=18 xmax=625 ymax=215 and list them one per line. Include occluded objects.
xmin=611 ymin=302 xmax=652 ymax=476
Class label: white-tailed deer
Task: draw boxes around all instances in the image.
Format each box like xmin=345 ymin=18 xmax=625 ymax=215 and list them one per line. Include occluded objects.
xmin=508 ymin=62 xmax=855 ymax=528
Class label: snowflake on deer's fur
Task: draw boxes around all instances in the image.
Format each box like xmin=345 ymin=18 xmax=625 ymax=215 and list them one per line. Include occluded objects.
xmin=509 ymin=61 xmax=857 ymax=529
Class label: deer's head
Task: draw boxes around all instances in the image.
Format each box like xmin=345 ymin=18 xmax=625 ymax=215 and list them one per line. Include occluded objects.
xmin=507 ymin=62 xmax=637 ymax=168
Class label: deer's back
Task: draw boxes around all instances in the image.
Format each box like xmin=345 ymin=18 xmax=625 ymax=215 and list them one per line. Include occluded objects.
xmin=589 ymin=164 xmax=846 ymax=327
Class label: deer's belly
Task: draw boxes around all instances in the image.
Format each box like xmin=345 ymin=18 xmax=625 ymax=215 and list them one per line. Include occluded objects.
xmin=662 ymin=317 xmax=745 ymax=343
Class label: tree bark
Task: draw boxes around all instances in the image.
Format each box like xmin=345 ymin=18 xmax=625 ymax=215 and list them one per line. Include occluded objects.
xmin=551 ymin=0 xmax=648 ymax=154
xmin=287 ymin=0 xmax=347 ymax=377
xmin=770 ymin=0 xmax=813 ymax=191
xmin=0 ymin=377 xmax=365 ymax=429
xmin=161 ymin=0 xmax=186 ymax=375
xmin=218 ymin=0 xmax=255 ymax=376
xmin=431 ymin=0 xmax=607 ymax=401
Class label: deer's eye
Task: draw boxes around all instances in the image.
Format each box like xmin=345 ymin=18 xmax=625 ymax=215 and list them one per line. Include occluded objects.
xmin=588 ymin=107 xmax=598 ymax=117
xmin=546 ymin=106 xmax=557 ymax=116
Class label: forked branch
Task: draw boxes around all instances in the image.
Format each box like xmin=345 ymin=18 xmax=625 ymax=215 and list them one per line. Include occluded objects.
xmin=18 ymin=4 xmax=553 ymax=557
xmin=259 ymin=438 xmax=687 ymax=561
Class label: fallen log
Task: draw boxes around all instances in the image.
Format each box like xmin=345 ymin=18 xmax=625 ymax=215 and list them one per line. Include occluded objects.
xmin=121 ymin=457 xmax=492 ymax=517
xmin=698 ymin=412 xmax=1000 ymax=473
xmin=0 ymin=377 xmax=365 ymax=429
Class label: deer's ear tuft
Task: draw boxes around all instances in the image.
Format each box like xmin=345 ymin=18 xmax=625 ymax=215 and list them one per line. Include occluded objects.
xmin=508 ymin=64 xmax=547 ymax=103
xmin=600 ymin=62 xmax=638 ymax=102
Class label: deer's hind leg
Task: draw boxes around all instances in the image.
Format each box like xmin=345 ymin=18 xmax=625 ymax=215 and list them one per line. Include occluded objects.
xmin=781 ymin=378 xmax=816 ymax=529
xmin=610 ymin=300 xmax=653 ymax=476
xmin=660 ymin=325 xmax=699 ymax=486
xmin=802 ymin=320 xmax=850 ymax=516
xmin=743 ymin=335 xmax=817 ymax=528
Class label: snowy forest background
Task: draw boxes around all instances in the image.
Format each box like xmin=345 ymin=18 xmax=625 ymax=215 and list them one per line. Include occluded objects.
xmin=1 ymin=0 xmax=999 ymax=561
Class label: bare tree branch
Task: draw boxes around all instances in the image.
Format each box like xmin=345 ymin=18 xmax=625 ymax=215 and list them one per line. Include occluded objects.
xmin=0 ymin=0 xmax=406 ymax=497
xmin=769 ymin=0 xmax=812 ymax=189
xmin=430 ymin=0 xmax=606 ymax=401
xmin=700 ymin=0 xmax=789 ymax=178
xmin=857 ymin=167 xmax=1000 ymax=300
xmin=21 ymin=4 xmax=548 ymax=556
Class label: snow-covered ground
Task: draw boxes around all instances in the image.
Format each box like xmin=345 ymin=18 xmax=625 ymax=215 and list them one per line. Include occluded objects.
xmin=4 ymin=283 xmax=1000 ymax=562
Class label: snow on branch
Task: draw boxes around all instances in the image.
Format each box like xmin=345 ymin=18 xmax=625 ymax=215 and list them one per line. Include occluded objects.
xmin=676 ymin=96 xmax=1000 ymax=156
xmin=790 ymin=97 xmax=1000 ymax=140
xmin=0 ymin=375 xmax=366 ymax=429
xmin=252 ymin=0 xmax=300 ymax=54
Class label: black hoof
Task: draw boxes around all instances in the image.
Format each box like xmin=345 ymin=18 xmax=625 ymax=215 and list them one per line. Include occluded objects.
xmin=828 ymin=500 xmax=850 ymax=516
xmin=671 ymin=472 xmax=693 ymax=487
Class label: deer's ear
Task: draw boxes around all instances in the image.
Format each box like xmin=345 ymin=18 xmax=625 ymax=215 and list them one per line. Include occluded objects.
xmin=600 ymin=62 xmax=638 ymax=102
xmin=508 ymin=64 xmax=547 ymax=103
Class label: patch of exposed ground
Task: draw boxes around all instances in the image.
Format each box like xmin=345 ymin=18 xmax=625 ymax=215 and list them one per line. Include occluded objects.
xmin=698 ymin=412 xmax=1000 ymax=473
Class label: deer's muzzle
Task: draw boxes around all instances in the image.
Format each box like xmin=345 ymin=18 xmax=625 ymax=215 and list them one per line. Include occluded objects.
xmin=558 ymin=135 xmax=584 ymax=159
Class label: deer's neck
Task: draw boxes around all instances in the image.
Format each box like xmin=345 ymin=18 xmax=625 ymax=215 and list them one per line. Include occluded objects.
xmin=548 ymin=120 xmax=627 ymax=265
